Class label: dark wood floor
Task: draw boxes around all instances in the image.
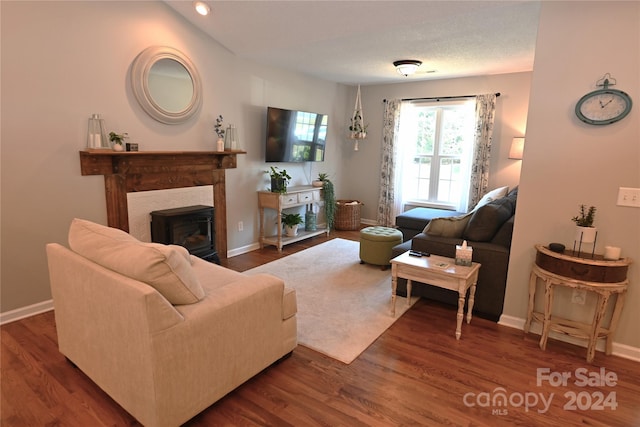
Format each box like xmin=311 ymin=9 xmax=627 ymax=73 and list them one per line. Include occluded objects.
xmin=2 ymin=229 xmax=639 ymax=426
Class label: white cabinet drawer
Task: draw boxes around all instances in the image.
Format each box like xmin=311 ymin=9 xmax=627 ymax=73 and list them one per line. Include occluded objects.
xmin=281 ymin=194 xmax=298 ymax=205
xmin=297 ymin=191 xmax=314 ymax=203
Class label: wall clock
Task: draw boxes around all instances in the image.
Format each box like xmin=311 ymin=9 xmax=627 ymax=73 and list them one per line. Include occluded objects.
xmin=575 ymin=75 xmax=633 ymax=125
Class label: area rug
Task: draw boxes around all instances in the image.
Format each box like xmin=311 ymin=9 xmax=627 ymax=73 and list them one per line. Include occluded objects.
xmin=245 ymin=238 xmax=417 ymax=364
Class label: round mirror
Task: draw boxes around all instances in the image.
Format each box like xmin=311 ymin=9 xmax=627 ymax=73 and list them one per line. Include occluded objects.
xmin=130 ymin=46 xmax=202 ymax=124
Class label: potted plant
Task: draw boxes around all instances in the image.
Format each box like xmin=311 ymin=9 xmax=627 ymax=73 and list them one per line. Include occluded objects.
xmin=572 ymin=204 xmax=597 ymax=243
xmin=109 ymin=132 xmax=128 ymax=151
xmin=281 ymin=212 xmax=303 ymax=237
xmin=319 ymin=175 xmax=336 ymax=230
xmin=348 ymin=110 xmax=368 ymax=139
xmin=312 ymin=172 xmax=329 ymax=187
xmin=267 ymin=167 xmax=291 ymax=193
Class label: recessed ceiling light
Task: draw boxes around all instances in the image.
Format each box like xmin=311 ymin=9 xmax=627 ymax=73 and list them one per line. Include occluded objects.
xmin=194 ymin=1 xmax=210 ymax=16
xmin=393 ymin=60 xmax=422 ymax=76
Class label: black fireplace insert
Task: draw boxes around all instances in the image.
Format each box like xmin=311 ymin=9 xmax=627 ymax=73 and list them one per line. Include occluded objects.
xmin=150 ymin=205 xmax=219 ymax=264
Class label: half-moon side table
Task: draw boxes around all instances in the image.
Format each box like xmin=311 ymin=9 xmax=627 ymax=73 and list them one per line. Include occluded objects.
xmin=524 ymin=244 xmax=631 ymax=363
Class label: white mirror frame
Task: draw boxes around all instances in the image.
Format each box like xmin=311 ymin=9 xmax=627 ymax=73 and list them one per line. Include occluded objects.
xmin=130 ymin=46 xmax=202 ymax=125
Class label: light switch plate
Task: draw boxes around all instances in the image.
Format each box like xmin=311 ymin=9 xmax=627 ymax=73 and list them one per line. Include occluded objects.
xmin=617 ymin=187 xmax=640 ymax=208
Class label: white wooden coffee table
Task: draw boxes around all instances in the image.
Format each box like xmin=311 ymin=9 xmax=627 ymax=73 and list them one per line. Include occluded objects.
xmin=390 ymin=251 xmax=481 ymax=339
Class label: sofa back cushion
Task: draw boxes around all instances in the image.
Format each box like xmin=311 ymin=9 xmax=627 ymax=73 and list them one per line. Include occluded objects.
xmin=463 ymin=197 xmax=515 ymax=242
xmin=423 ymin=212 xmax=473 ymax=238
xmin=68 ymin=218 xmax=204 ymax=305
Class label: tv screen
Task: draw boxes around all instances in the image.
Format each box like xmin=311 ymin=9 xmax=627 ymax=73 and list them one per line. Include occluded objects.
xmin=265 ymin=107 xmax=328 ymax=162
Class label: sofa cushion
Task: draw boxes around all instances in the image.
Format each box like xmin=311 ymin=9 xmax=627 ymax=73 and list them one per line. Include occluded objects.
xmin=472 ymin=186 xmax=509 ymax=211
xmin=463 ymin=197 xmax=515 ymax=242
xmin=423 ymin=212 xmax=473 ymax=238
xmin=68 ymin=218 xmax=204 ymax=305
xmin=491 ymin=216 xmax=515 ymax=248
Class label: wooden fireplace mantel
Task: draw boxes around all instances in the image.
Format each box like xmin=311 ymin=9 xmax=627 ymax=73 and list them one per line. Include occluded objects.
xmin=79 ymin=150 xmax=246 ymax=259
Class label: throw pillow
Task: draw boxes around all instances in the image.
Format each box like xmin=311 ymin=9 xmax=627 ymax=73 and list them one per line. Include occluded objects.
xmin=463 ymin=197 xmax=515 ymax=242
xmin=471 ymin=186 xmax=509 ymax=211
xmin=68 ymin=218 xmax=204 ymax=305
xmin=424 ymin=212 xmax=473 ymax=237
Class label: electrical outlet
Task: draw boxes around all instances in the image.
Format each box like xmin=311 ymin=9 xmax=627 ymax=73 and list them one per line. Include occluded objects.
xmin=571 ymin=289 xmax=587 ymax=305
xmin=617 ymin=187 xmax=640 ymax=208
xmin=238 ymin=221 xmax=243 ymax=231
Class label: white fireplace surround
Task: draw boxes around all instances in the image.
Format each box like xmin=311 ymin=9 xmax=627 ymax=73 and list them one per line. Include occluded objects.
xmin=127 ymin=186 xmax=214 ymax=242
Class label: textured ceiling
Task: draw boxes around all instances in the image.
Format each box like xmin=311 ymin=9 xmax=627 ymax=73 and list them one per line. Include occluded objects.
xmin=165 ymin=1 xmax=541 ymax=85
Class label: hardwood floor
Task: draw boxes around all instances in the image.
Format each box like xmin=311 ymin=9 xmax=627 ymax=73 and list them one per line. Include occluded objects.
xmin=2 ymin=230 xmax=639 ymax=426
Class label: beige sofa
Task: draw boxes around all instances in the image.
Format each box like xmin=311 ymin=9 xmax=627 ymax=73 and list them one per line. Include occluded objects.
xmin=46 ymin=219 xmax=297 ymax=427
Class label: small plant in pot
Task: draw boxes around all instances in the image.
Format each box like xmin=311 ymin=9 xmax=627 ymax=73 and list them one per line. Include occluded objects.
xmin=281 ymin=212 xmax=304 ymax=237
xmin=267 ymin=166 xmax=291 ymax=193
xmin=109 ymin=132 xmax=128 ymax=151
xmin=572 ymin=204 xmax=597 ymax=244
xmin=312 ymin=172 xmax=329 ymax=187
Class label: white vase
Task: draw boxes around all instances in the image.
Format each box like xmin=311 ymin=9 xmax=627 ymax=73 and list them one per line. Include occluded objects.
xmin=312 ymin=180 xmax=324 ymax=187
xmin=575 ymin=226 xmax=597 ymax=244
xmin=284 ymin=224 xmax=299 ymax=237
xmin=113 ymin=143 xmax=124 ymax=152
xmin=216 ymin=138 xmax=224 ymax=152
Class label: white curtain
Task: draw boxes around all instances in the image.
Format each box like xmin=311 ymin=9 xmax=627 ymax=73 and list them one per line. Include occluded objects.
xmin=468 ymin=94 xmax=497 ymax=209
xmin=376 ymin=99 xmax=402 ymax=227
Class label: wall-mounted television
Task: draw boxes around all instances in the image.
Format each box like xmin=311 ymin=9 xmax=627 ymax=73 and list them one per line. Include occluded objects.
xmin=265 ymin=106 xmax=328 ymax=162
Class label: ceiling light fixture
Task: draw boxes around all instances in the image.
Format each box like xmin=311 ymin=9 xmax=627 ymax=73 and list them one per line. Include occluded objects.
xmin=194 ymin=1 xmax=210 ymax=16
xmin=393 ymin=60 xmax=422 ymax=76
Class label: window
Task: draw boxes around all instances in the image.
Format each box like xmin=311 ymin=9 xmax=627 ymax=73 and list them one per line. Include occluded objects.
xmin=398 ymin=100 xmax=475 ymax=211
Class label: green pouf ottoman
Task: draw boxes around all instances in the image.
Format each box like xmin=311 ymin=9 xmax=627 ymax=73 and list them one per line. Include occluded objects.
xmin=359 ymin=226 xmax=403 ymax=269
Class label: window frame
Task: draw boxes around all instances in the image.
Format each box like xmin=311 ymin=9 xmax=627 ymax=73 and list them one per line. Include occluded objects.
xmin=398 ymin=99 xmax=475 ymax=211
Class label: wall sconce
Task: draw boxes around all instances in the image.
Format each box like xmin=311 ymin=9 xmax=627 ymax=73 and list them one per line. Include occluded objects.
xmin=509 ymin=137 xmax=525 ymax=160
xmin=393 ymin=60 xmax=422 ymax=76
xmin=194 ymin=1 xmax=210 ymax=16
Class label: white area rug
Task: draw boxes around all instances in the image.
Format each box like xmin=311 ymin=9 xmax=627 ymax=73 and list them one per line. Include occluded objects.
xmin=245 ymin=238 xmax=417 ymax=364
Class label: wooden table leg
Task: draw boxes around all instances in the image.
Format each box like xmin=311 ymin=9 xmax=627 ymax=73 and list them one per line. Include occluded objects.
xmin=456 ymin=288 xmax=466 ymax=340
xmin=540 ymin=279 xmax=554 ymax=351
xmin=406 ymin=279 xmax=412 ymax=307
xmin=467 ymin=281 xmax=476 ymax=324
xmin=391 ymin=273 xmax=397 ymax=316
xmin=524 ymin=269 xmax=538 ymax=333
xmin=586 ymin=292 xmax=610 ymax=363
xmin=606 ymin=291 xmax=626 ymax=355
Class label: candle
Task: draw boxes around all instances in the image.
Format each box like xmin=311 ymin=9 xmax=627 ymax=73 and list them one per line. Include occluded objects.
xmin=603 ymin=246 xmax=621 ymax=260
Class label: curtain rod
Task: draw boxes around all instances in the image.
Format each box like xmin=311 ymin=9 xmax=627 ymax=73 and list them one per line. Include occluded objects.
xmin=384 ymin=92 xmax=500 ymax=102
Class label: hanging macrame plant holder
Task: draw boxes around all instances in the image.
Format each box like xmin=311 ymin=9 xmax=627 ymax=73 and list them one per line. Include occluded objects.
xmin=349 ymin=85 xmax=367 ymax=151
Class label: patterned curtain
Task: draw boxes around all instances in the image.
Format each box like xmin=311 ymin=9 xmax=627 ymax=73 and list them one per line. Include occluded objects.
xmin=468 ymin=94 xmax=497 ymax=209
xmin=376 ymin=99 xmax=402 ymax=227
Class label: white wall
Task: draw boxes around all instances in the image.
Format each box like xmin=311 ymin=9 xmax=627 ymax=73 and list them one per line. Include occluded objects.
xmin=504 ymin=1 xmax=639 ymax=351
xmin=0 ymin=1 xmax=349 ymax=313
xmin=343 ymin=72 xmax=531 ymax=221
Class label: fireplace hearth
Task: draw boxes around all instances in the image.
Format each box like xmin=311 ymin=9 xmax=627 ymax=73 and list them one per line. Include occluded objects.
xmin=150 ymin=205 xmax=219 ymax=264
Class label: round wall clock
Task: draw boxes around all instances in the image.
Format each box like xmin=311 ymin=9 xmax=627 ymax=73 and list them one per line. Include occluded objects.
xmin=575 ymin=86 xmax=633 ymax=125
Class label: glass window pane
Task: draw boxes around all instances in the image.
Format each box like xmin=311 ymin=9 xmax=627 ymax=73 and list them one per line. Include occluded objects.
xmin=416 ymin=110 xmax=435 ymax=155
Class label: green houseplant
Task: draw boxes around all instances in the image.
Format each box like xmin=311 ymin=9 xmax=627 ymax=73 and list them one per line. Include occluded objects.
xmin=572 ymin=204 xmax=597 ymax=244
xmin=317 ymin=174 xmax=336 ymax=230
xmin=109 ymin=132 xmax=128 ymax=151
xmin=281 ymin=212 xmax=304 ymax=237
xmin=571 ymin=204 xmax=596 ymax=227
xmin=267 ymin=167 xmax=291 ymax=193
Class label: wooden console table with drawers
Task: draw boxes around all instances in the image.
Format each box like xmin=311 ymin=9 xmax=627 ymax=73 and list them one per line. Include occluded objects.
xmin=524 ymin=244 xmax=632 ymax=363
xmin=258 ymin=186 xmax=328 ymax=251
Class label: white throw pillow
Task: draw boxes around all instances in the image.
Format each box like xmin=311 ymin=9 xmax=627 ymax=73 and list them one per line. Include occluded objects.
xmin=471 ymin=186 xmax=509 ymax=211
xmin=68 ymin=218 xmax=204 ymax=305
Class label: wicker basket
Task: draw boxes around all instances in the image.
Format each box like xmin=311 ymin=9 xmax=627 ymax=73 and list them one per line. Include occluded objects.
xmin=334 ymin=200 xmax=363 ymax=230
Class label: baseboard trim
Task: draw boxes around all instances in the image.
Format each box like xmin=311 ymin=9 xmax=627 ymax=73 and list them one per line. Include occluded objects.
xmin=498 ymin=314 xmax=640 ymax=363
xmin=227 ymin=242 xmax=261 ymax=258
xmin=1 ymin=300 xmax=54 ymax=325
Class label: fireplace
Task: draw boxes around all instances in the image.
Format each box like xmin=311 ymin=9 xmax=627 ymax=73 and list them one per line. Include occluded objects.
xmin=150 ymin=205 xmax=219 ymax=264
